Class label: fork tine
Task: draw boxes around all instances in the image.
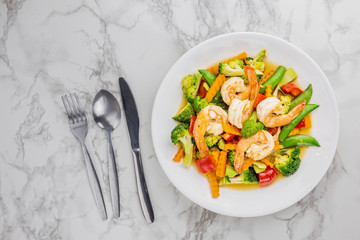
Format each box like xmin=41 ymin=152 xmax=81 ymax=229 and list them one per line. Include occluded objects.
xmin=65 ymin=94 xmax=79 ymax=123
xmin=61 ymin=95 xmax=75 ymax=124
xmin=70 ymin=93 xmax=82 ymax=122
xmin=73 ymin=93 xmax=87 ymax=121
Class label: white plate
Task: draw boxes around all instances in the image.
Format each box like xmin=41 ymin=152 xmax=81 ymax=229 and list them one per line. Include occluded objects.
xmin=151 ymin=32 xmax=339 ymax=217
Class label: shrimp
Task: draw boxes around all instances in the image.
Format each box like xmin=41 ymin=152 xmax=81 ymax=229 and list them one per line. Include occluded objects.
xmin=220 ymin=77 xmax=249 ymax=105
xmin=227 ymin=66 xmax=259 ymax=128
xmin=193 ymin=105 xmax=227 ymax=156
xmin=233 ymin=130 xmax=274 ymax=173
xmin=257 ymin=97 xmax=306 ymax=128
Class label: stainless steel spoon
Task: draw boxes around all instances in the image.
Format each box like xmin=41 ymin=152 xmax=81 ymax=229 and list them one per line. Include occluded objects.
xmin=92 ymin=89 xmax=121 ymax=218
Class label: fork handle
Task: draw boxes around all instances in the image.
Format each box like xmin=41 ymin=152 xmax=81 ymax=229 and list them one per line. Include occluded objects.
xmin=81 ymin=143 xmax=108 ymax=220
xmin=107 ymin=133 xmax=120 ymax=218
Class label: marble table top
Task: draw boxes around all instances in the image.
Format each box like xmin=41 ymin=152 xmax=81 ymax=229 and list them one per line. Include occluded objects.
xmin=0 ymin=0 xmax=359 ymax=239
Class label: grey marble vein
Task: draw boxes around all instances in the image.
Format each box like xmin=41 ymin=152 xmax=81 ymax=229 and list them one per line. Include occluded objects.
xmin=0 ymin=0 xmax=359 ymax=239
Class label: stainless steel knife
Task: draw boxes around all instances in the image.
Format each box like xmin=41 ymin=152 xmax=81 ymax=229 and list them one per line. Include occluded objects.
xmin=119 ymin=77 xmax=154 ymax=223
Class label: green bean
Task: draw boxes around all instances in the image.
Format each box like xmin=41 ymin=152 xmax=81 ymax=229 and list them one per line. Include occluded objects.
xmin=279 ymin=104 xmax=319 ymax=142
xmin=259 ymin=66 xmax=286 ymax=93
xmin=288 ymin=84 xmax=313 ymax=111
xmin=198 ymin=69 xmax=216 ymax=86
xmin=280 ymin=135 xmax=320 ymax=148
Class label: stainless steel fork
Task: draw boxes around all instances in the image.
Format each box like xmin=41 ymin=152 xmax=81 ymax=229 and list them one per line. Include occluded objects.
xmin=61 ymin=93 xmax=107 ymax=220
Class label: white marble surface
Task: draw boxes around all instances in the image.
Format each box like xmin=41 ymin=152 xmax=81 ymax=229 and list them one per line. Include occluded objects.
xmin=0 ymin=0 xmax=359 ymax=239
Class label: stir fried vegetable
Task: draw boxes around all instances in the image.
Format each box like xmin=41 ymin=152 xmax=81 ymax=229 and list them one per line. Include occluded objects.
xmin=171 ymin=49 xmax=320 ymax=198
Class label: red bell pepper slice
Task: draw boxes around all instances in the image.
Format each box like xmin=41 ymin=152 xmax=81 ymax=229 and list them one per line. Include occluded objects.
xmin=267 ymin=127 xmax=278 ymax=136
xmin=197 ymin=80 xmax=207 ymax=98
xmin=258 ymin=166 xmax=278 ymax=187
xmin=196 ymin=156 xmax=215 ymax=173
xmin=189 ymin=116 xmax=196 ymax=135
xmin=295 ymin=118 xmax=306 ymax=128
xmin=281 ymin=84 xmax=303 ymax=97
xmin=222 ymin=133 xmax=235 ymax=141
xmin=254 ymin=94 xmax=265 ymax=108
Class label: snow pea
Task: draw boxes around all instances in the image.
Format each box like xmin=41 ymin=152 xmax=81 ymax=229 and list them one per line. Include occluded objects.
xmin=280 ymin=135 xmax=320 ymax=148
xmin=279 ymin=104 xmax=319 ymax=142
xmin=288 ymin=84 xmax=313 ymax=111
xmin=198 ymin=69 xmax=216 ymax=86
xmin=259 ymin=66 xmax=286 ymax=94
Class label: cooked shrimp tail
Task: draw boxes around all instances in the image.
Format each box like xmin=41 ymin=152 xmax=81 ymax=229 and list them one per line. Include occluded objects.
xmin=193 ymin=105 xmax=228 ymax=156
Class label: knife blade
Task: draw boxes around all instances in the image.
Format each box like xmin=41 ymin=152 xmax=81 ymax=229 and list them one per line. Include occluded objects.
xmin=119 ymin=77 xmax=155 ymax=223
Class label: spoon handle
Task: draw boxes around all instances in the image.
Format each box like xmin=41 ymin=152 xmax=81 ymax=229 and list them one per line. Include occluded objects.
xmin=107 ymin=133 xmax=120 ymax=218
xmin=132 ymin=148 xmax=154 ymax=223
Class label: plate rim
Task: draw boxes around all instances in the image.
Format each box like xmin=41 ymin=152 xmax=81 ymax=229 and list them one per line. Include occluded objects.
xmin=151 ymin=32 xmax=340 ymax=217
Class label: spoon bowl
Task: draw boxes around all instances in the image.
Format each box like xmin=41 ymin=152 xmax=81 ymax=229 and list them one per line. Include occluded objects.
xmin=93 ymin=89 xmax=121 ymax=132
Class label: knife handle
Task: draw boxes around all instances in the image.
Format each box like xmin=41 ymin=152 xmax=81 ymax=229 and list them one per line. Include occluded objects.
xmin=132 ymin=148 xmax=154 ymax=223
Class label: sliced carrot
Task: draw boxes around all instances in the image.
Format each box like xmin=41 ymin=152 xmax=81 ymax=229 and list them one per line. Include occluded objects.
xmin=224 ymin=144 xmax=236 ymax=151
xmin=260 ymin=70 xmax=274 ymax=84
xmin=211 ymin=150 xmax=220 ymax=167
xmin=205 ymin=74 xmax=226 ymax=103
xmin=265 ymin=84 xmax=272 ymax=98
xmin=224 ymin=52 xmax=247 ymax=63
xmin=216 ymin=151 xmax=227 ymax=178
xmin=261 ymin=157 xmax=274 ymax=168
xmin=206 ymin=52 xmax=247 ymax=76
xmin=273 ymin=140 xmax=283 ymax=152
xmin=223 ymin=122 xmax=242 ymax=135
xmin=207 ymin=171 xmax=220 ymax=198
xmin=242 ymin=158 xmax=255 ymax=171
xmin=173 ymin=146 xmax=184 ymax=162
xmin=206 ymin=64 xmax=219 ymax=76
xmin=304 ymin=115 xmax=312 ymax=128
xmin=288 ymin=128 xmax=300 ymax=136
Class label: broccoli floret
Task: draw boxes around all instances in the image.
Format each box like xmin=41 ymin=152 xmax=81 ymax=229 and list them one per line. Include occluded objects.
xmin=219 ymin=166 xmax=259 ymax=185
xmin=170 ymin=124 xmax=194 ymax=167
xmin=172 ymin=102 xmax=194 ymax=122
xmin=274 ymin=146 xmax=301 ymax=176
xmin=225 ymin=164 xmax=238 ymax=178
xmin=181 ymin=73 xmax=202 ymax=103
xmin=210 ymin=91 xmax=228 ymax=110
xmin=242 ymin=167 xmax=259 ymax=183
xmin=253 ymin=49 xmax=267 ymax=62
xmin=279 ymin=95 xmax=292 ymax=114
xmin=241 ymin=112 xmax=265 ymax=138
xmin=228 ymin=150 xmax=235 ymax=167
xmin=194 ymin=96 xmax=208 ymax=113
xmin=244 ymin=49 xmax=267 ymax=74
xmin=218 ymin=62 xmax=245 ymax=77
xmin=252 ymin=61 xmax=265 ymax=72
xmin=205 ymin=134 xmax=222 ymax=148
xmin=228 ymin=59 xmax=244 ymax=69
xmin=273 ymin=95 xmax=293 ymax=115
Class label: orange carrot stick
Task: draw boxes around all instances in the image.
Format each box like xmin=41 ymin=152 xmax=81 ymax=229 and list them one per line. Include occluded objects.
xmin=207 ymin=171 xmax=220 ymax=198
xmin=242 ymin=158 xmax=255 ymax=171
xmin=261 ymin=157 xmax=274 ymax=168
xmin=224 ymin=144 xmax=236 ymax=151
xmin=205 ymin=74 xmax=226 ymax=103
xmin=173 ymin=146 xmax=184 ymax=162
xmin=216 ymin=151 xmax=227 ymax=178
xmin=260 ymin=70 xmax=274 ymax=84
xmin=223 ymin=122 xmax=242 ymax=135
xmin=211 ymin=150 xmax=220 ymax=167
